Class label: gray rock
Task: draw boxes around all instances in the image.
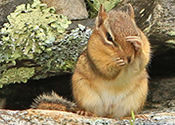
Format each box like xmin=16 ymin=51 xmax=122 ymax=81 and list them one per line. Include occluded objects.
xmin=149 ymin=77 xmax=175 ymax=103
xmin=0 ymin=0 xmax=88 ymax=26
xmin=115 ymin=0 xmax=175 ymax=54
xmin=40 ymin=0 xmax=88 ymax=20
xmin=0 ymin=0 xmax=31 ymax=26
xmin=0 ymin=109 xmax=174 ymax=125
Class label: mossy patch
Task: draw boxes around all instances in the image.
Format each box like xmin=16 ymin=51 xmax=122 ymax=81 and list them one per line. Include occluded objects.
xmin=0 ymin=0 xmax=72 ymax=87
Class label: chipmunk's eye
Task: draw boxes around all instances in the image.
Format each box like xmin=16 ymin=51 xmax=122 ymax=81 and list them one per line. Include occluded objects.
xmin=106 ymin=32 xmax=118 ymax=46
xmin=106 ymin=32 xmax=113 ymax=42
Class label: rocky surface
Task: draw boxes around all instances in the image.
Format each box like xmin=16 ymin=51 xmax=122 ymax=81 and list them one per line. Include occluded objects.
xmin=40 ymin=0 xmax=88 ymax=20
xmin=0 ymin=0 xmax=31 ymax=26
xmin=0 ymin=109 xmax=174 ymax=125
xmin=116 ymin=0 xmax=175 ymax=55
xmin=0 ymin=0 xmax=88 ymax=25
xmin=149 ymin=77 xmax=175 ymax=103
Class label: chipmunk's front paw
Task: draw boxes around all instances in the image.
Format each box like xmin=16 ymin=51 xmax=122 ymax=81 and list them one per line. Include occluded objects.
xmin=126 ymin=36 xmax=142 ymax=51
xmin=115 ymin=57 xmax=126 ymax=66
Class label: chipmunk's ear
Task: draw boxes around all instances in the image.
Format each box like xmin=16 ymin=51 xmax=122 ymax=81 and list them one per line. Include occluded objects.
xmin=95 ymin=5 xmax=107 ymax=29
xmin=126 ymin=4 xmax=135 ymax=19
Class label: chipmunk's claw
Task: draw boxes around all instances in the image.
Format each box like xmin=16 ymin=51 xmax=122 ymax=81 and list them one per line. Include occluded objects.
xmin=76 ymin=110 xmax=96 ymax=117
xmin=126 ymin=36 xmax=142 ymax=51
xmin=135 ymin=114 xmax=149 ymax=119
xmin=115 ymin=57 xmax=126 ymax=66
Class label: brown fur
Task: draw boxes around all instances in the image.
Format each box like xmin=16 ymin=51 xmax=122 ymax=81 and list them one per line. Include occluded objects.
xmin=31 ymin=91 xmax=78 ymax=112
xmin=37 ymin=103 xmax=67 ymax=111
xmin=72 ymin=4 xmax=151 ymax=118
xmin=31 ymin=4 xmax=151 ymax=119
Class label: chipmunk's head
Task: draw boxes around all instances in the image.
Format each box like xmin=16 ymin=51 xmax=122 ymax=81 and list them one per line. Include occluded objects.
xmin=87 ymin=4 xmax=139 ymax=78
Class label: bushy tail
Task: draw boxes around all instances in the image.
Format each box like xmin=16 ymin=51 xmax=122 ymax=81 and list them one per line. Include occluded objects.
xmin=31 ymin=91 xmax=78 ymax=113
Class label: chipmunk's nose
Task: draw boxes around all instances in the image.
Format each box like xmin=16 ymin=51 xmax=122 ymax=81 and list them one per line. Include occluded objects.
xmin=127 ymin=56 xmax=131 ymax=64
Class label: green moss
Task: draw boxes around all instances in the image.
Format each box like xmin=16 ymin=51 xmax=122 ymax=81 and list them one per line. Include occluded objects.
xmin=0 ymin=67 xmax=35 ymax=88
xmin=33 ymin=24 xmax=92 ymax=79
xmin=0 ymin=0 xmax=71 ymax=86
xmin=167 ymin=31 xmax=175 ymax=36
xmin=0 ymin=0 xmax=93 ymax=85
xmin=0 ymin=0 xmax=71 ymax=64
xmin=165 ymin=40 xmax=175 ymax=48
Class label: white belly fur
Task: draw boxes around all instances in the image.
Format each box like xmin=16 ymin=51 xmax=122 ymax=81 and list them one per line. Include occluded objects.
xmin=82 ymin=67 xmax=147 ymax=118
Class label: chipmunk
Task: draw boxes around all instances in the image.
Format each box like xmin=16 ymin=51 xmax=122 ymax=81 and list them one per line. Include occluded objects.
xmin=31 ymin=4 xmax=151 ymax=118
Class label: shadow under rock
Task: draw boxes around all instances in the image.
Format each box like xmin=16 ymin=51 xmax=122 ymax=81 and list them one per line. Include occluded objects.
xmin=0 ymin=73 xmax=73 ymax=110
